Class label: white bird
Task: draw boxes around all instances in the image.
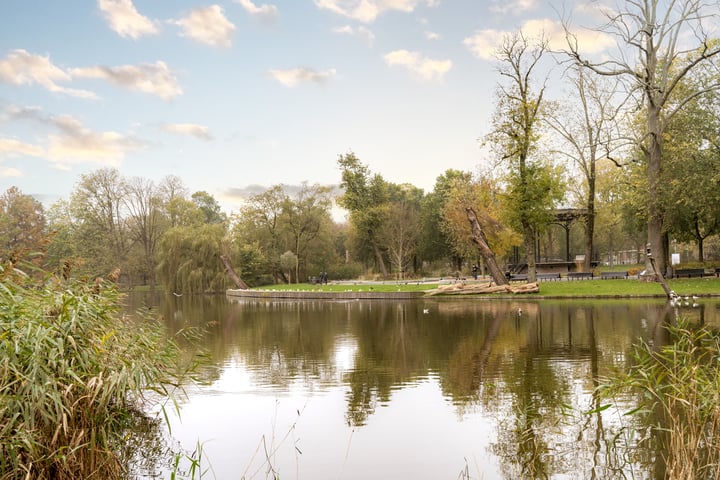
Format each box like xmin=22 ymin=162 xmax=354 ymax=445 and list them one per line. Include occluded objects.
xmin=423 ymin=308 xmax=430 ymax=314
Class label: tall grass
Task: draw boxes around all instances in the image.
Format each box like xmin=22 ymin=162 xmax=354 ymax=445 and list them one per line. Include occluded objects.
xmin=0 ymin=260 xmax=189 ymax=480
xmin=605 ymin=318 xmax=720 ymax=479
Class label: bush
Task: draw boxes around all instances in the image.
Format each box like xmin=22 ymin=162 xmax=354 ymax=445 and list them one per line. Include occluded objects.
xmin=0 ymin=262 xmax=187 ymax=479
xmin=327 ymin=262 xmax=363 ymax=281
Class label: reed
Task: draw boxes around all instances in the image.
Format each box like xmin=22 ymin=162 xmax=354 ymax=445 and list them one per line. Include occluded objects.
xmin=0 ymin=260 xmax=187 ymax=480
xmin=605 ymin=319 xmax=720 ymax=479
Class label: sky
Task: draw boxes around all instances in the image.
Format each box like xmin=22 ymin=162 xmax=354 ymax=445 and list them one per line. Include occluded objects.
xmin=0 ymin=0 xmax=617 ymax=214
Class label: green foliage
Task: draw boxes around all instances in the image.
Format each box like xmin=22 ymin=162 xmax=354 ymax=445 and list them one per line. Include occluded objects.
xmin=0 ymin=261 xmax=187 ymax=479
xmin=418 ymin=170 xmax=471 ymax=263
xmin=157 ymin=223 xmax=229 ymax=294
xmin=502 ymin=161 xmax=565 ymax=234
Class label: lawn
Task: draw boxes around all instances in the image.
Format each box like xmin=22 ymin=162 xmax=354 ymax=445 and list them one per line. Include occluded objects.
xmin=254 ymin=277 xmax=720 ymax=297
xmin=536 ymin=277 xmax=720 ymax=297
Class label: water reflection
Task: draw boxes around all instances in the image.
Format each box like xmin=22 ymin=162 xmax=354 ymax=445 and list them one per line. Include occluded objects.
xmin=125 ymin=293 xmax=720 ymax=479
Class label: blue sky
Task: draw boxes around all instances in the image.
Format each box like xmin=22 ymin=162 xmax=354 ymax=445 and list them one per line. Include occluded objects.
xmin=0 ymin=0 xmax=614 ymax=212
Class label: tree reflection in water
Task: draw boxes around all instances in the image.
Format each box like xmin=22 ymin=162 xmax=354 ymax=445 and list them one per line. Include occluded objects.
xmin=125 ymin=293 xmax=719 ymax=479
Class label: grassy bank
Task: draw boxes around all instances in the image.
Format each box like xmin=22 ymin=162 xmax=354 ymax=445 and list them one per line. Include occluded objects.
xmin=253 ymin=277 xmax=720 ymax=297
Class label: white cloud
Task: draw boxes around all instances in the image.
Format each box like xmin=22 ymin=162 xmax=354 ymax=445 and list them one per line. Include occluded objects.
xmin=269 ymin=67 xmax=337 ymax=87
xmin=97 ymin=0 xmax=158 ymax=39
xmin=0 ymin=166 xmax=22 ymax=177
xmin=489 ymin=0 xmax=537 ymax=15
xmin=236 ymin=0 xmax=278 ymax=20
xmin=46 ymin=115 xmax=142 ymax=168
xmin=2 ymin=107 xmax=142 ymax=169
xmin=463 ymin=29 xmax=503 ymax=60
xmin=0 ymin=138 xmax=45 ymax=158
xmin=172 ymin=5 xmax=235 ymax=47
xmin=162 ymin=123 xmax=213 ymax=141
xmin=0 ymin=49 xmax=97 ymax=99
xmin=383 ymin=49 xmax=452 ymax=80
xmin=464 ymin=20 xmax=613 ymax=60
xmin=332 ymin=25 xmax=375 ymax=42
xmin=71 ymin=61 xmax=182 ymax=100
xmin=425 ymin=30 xmax=440 ymax=40
xmin=315 ymin=0 xmax=434 ymax=23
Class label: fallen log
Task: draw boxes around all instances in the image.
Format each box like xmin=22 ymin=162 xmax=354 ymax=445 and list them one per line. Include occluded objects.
xmin=425 ymin=282 xmax=538 ymax=296
xmin=220 ymin=254 xmax=250 ymax=290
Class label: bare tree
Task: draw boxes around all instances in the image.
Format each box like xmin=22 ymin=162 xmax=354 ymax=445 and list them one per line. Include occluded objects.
xmin=545 ymin=65 xmax=627 ymax=271
xmin=565 ymin=0 xmax=720 ymax=275
xmin=125 ymin=177 xmax=166 ymax=286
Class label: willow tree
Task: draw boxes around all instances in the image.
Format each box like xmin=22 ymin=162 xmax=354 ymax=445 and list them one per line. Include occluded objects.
xmin=484 ymin=32 xmax=564 ymax=282
xmin=566 ymin=0 xmax=720 ymax=275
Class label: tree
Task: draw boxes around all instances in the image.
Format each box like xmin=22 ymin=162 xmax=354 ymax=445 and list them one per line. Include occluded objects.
xmin=191 ymin=191 xmax=226 ymax=225
xmin=282 ymin=183 xmax=333 ymax=283
xmin=545 ymin=65 xmax=626 ymax=270
xmin=233 ymin=185 xmax=288 ymax=284
xmin=337 ymin=152 xmax=390 ymax=277
xmin=124 ymin=177 xmax=167 ymax=286
xmin=663 ymin=83 xmax=720 ymax=261
xmin=484 ymin=32 xmax=564 ymax=282
xmin=158 ymin=175 xmax=191 ymax=227
xmin=0 ymin=187 xmax=47 ymax=264
xmin=419 ymin=170 xmax=472 ymax=270
xmin=441 ymin=173 xmax=520 ymax=285
xmin=565 ymin=0 xmax=720 ymax=275
xmin=279 ymin=250 xmax=298 ymax=284
xmin=156 ymin=223 xmax=229 ymax=293
xmin=69 ymin=168 xmax=129 ymax=278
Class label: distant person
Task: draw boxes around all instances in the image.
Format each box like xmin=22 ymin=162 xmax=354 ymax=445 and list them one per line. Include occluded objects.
xmin=472 ymin=264 xmax=478 ymax=280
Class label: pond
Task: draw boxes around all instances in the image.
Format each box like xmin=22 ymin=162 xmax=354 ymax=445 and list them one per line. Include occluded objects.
xmin=127 ymin=293 xmax=720 ymax=480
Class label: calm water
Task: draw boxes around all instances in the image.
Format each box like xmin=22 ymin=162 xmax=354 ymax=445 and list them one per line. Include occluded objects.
xmin=126 ymin=293 xmax=720 ymax=480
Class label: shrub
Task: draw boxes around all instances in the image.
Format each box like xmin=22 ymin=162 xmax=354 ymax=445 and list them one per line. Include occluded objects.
xmin=0 ymin=262 xmax=187 ymax=479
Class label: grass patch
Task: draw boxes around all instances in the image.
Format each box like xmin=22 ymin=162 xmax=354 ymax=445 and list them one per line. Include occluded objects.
xmin=537 ymin=278 xmax=720 ymax=297
xmin=256 ymin=282 xmax=435 ymax=293
xmin=252 ymin=277 xmax=720 ymax=297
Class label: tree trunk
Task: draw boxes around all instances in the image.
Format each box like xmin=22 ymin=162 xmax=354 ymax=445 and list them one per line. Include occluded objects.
xmin=523 ymin=222 xmax=537 ymax=283
xmin=584 ymin=165 xmax=596 ymax=271
xmin=219 ymin=254 xmax=250 ymax=289
xmin=465 ymin=207 xmax=508 ymax=286
xmin=646 ymin=102 xmax=667 ymax=276
xmin=371 ymin=239 xmax=388 ymax=277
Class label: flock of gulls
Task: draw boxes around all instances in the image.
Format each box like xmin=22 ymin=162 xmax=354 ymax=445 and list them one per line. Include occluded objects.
xmin=669 ymin=291 xmax=700 ymax=308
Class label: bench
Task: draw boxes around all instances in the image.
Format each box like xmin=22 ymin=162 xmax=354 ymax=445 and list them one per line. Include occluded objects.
xmin=537 ymin=273 xmax=561 ymax=281
xmin=567 ymin=272 xmax=593 ymax=280
xmin=600 ymin=271 xmax=628 ymax=279
xmin=508 ymin=274 xmax=528 ymax=282
xmin=674 ymin=268 xmax=705 ymax=278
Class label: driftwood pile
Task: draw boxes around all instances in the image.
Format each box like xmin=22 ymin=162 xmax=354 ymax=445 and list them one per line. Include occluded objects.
xmin=425 ymin=281 xmax=539 ymax=296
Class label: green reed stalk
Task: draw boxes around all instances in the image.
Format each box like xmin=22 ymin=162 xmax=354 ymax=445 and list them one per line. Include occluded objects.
xmin=604 ymin=319 xmax=720 ymax=479
xmin=0 ymin=261 xmax=188 ymax=480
